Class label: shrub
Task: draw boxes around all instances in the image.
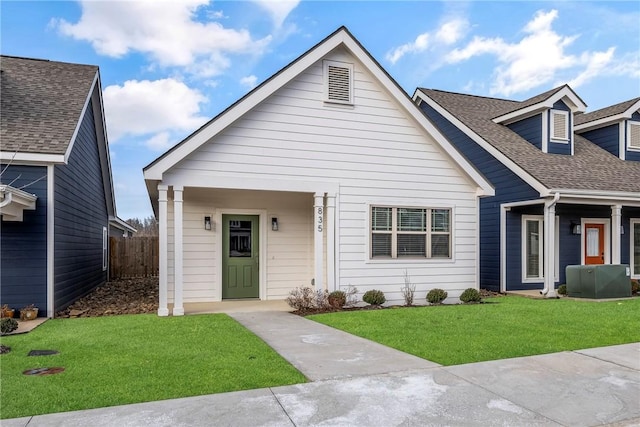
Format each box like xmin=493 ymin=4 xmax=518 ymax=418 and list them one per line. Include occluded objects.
xmin=363 ymin=289 xmax=386 ymax=306
xmin=401 ymin=270 xmax=416 ymax=306
xmin=459 ymin=288 xmax=481 ymax=303
xmin=1 ymin=318 xmax=18 ymax=335
xmin=328 ymin=291 xmax=346 ymax=308
xmin=315 ymin=289 xmax=330 ymax=309
xmin=285 ymin=286 xmax=315 ymax=312
xmin=631 ymin=279 xmax=639 ymax=295
xmin=345 ymin=285 xmax=359 ymax=307
xmin=427 ymin=288 xmax=448 ymax=305
xmin=557 ymin=284 xmax=568 ymax=295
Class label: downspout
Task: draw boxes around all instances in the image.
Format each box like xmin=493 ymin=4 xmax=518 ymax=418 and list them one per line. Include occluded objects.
xmin=541 ymin=192 xmax=560 ymax=297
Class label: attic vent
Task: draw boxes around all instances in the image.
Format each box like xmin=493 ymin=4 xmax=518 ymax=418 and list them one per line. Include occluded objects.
xmin=551 ymin=110 xmax=569 ymax=141
xmin=629 ymin=122 xmax=640 ymax=149
xmin=323 ymin=60 xmax=353 ymax=105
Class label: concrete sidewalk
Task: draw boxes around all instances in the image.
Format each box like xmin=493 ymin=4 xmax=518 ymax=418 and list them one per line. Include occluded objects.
xmin=4 ymin=310 xmax=640 ymax=426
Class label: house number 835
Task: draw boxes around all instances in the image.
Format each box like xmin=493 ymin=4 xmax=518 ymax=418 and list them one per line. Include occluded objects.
xmin=317 ymin=207 xmax=323 ymax=232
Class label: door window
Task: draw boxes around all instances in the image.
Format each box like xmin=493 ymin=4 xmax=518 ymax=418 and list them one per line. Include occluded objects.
xmin=229 ymin=221 xmax=252 ymax=257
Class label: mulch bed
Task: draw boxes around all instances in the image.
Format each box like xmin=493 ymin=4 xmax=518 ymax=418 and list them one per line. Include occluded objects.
xmin=56 ymin=277 xmax=159 ymax=318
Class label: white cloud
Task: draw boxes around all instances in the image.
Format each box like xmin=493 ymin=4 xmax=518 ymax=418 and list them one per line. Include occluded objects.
xmin=103 ymin=78 xmax=208 ymax=142
xmin=240 ymin=75 xmax=258 ymax=89
xmin=145 ymin=132 xmax=174 ymax=151
xmin=55 ymin=0 xmax=271 ymax=77
xmin=445 ymin=9 xmax=626 ymax=96
xmin=565 ymin=47 xmax=615 ymax=88
xmin=386 ymin=18 xmax=468 ymax=64
xmin=253 ymin=0 xmax=300 ymax=28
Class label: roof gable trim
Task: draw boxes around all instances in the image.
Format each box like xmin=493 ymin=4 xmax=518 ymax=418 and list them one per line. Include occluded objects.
xmin=575 ymin=99 xmax=640 ymax=132
xmin=492 ymin=86 xmax=587 ymax=125
xmin=414 ymin=89 xmax=549 ymax=196
xmin=143 ymin=27 xmax=494 ymax=196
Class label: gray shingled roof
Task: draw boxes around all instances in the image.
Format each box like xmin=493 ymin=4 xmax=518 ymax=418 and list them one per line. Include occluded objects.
xmin=575 ymin=97 xmax=640 ymax=125
xmin=1 ymin=55 xmax=98 ymax=155
xmin=419 ymin=88 xmax=640 ymax=194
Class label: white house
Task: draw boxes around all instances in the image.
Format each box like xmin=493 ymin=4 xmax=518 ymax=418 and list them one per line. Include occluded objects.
xmin=143 ymin=27 xmax=494 ymax=315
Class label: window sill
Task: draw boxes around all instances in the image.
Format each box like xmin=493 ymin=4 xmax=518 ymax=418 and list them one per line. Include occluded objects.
xmin=366 ymin=257 xmax=454 ymax=264
xmin=323 ymin=100 xmax=354 ymax=109
xmin=550 ymin=138 xmax=569 ymax=144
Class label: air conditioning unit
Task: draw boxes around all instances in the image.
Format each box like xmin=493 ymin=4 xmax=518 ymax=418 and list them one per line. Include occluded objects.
xmin=565 ymin=265 xmax=631 ymax=299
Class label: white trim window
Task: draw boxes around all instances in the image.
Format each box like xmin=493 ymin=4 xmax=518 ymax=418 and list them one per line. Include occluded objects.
xmin=102 ymin=226 xmax=108 ymax=271
xmin=323 ymin=60 xmax=353 ymax=105
xmin=521 ymin=215 xmax=559 ymax=282
xmin=632 ymin=220 xmax=640 ymax=278
xmin=550 ymin=109 xmax=569 ymax=142
xmin=628 ymin=121 xmax=640 ymax=150
xmin=371 ymin=207 xmax=451 ymax=259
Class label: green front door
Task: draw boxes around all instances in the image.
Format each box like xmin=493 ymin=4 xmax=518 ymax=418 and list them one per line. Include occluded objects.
xmin=222 ymin=215 xmax=259 ymax=299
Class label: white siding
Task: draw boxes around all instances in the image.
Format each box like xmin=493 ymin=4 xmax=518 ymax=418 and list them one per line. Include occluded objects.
xmin=164 ymin=47 xmax=480 ymax=304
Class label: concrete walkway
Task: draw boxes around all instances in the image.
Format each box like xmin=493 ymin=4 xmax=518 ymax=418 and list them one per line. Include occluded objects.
xmin=228 ymin=311 xmax=439 ymax=381
xmin=4 ymin=310 xmax=640 ymax=426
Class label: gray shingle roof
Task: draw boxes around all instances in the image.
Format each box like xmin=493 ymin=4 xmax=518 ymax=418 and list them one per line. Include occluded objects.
xmin=1 ymin=55 xmax=98 ymax=155
xmin=575 ymin=97 xmax=640 ymax=125
xmin=419 ymin=88 xmax=640 ymax=194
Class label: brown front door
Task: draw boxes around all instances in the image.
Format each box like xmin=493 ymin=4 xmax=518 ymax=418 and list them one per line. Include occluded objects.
xmin=584 ymin=223 xmax=605 ymax=265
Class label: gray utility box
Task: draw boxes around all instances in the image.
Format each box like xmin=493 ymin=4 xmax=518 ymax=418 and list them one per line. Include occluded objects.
xmin=566 ymin=264 xmax=631 ymax=299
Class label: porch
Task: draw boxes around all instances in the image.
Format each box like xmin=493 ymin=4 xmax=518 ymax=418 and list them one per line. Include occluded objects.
xmin=155 ymin=185 xmax=338 ymax=316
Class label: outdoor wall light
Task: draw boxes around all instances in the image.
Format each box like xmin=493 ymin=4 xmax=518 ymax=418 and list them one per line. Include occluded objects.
xmin=620 ymin=225 xmax=624 ymax=235
xmin=570 ymin=222 xmax=581 ymax=235
xmin=272 ymin=217 xmax=279 ymax=231
xmin=204 ymin=216 xmax=212 ymax=231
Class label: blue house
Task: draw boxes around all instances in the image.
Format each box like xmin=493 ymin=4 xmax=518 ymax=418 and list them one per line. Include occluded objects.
xmin=0 ymin=55 xmax=134 ymax=317
xmin=414 ymin=85 xmax=640 ymax=295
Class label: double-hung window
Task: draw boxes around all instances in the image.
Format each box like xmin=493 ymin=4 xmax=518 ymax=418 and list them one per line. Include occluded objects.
xmin=371 ymin=207 xmax=451 ymax=259
xmin=522 ymin=215 xmax=559 ymax=281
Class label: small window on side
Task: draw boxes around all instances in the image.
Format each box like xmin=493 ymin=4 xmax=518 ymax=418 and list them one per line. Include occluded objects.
xmin=102 ymin=226 xmax=108 ymax=271
xmin=628 ymin=121 xmax=640 ymax=150
xmin=550 ymin=110 xmax=569 ymax=141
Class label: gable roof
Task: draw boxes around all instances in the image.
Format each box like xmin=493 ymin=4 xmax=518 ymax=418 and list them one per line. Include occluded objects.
xmin=0 ymin=55 xmax=132 ymax=225
xmin=415 ymin=88 xmax=640 ymax=197
xmin=575 ymin=97 xmax=640 ymax=132
xmin=0 ymin=55 xmax=99 ymax=161
xmin=143 ymin=27 xmax=493 ymax=198
xmin=491 ymin=85 xmax=587 ymax=125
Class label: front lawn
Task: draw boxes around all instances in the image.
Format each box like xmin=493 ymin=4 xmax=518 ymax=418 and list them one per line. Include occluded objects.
xmin=308 ymin=296 xmax=640 ymax=366
xmin=0 ymin=314 xmax=306 ymax=419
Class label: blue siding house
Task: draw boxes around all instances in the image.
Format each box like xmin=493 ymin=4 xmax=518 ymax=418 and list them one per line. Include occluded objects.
xmin=415 ymin=85 xmax=640 ymax=295
xmin=0 ymin=55 xmax=134 ymax=317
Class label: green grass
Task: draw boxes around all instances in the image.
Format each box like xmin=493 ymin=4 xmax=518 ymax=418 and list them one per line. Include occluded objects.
xmin=309 ymin=296 xmax=640 ymax=366
xmin=0 ymin=314 xmax=306 ymax=419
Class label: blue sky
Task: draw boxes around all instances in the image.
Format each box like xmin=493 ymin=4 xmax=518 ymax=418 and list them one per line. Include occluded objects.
xmin=2 ymin=1 xmax=639 ymax=220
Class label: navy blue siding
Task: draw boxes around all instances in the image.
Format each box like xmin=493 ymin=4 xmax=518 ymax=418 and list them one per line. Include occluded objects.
xmin=507 ymin=114 xmax=542 ymax=149
xmin=580 ymin=124 xmax=619 ymax=157
xmin=548 ymin=101 xmax=572 ymax=155
xmin=626 ymin=115 xmax=640 ymax=162
xmin=419 ymin=101 xmax=539 ymax=290
xmin=54 ymin=99 xmax=108 ymax=312
xmin=0 ymin=165 xmax=48 ymax=314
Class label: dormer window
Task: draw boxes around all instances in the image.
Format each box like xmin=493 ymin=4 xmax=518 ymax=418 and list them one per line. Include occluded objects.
xmin=551 ymin=110 xmax=569 ymax=141
xmin=629 ymin=121 xmax=640 ymax=150
xmin=323 ymin=60 xmax=353 ymax=105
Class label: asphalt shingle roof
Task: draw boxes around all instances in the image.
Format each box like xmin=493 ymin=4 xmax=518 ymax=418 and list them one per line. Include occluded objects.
xmin=1 ymin=55 xmax=98 ymax=155
xmin=419 ymin=88 xmax=640 ymax=194
xmin=575 ymin=97 xmax=640 ymax=125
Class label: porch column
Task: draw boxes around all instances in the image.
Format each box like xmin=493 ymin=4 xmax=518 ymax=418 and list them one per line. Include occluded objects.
xmin=173 ymin=186 xmax=184 ymax=316
xmin=157 ymin=184 xmax=169 ymax=316
xmin=314 ymin=192 xmax=324 ymax=290
xmin=326 ymin=194 xmax=336 ymax=291
xmin=611 ymin=205 xmax=622 ymax=264
xmin=544 ymin=202 xmax=557 ymax=298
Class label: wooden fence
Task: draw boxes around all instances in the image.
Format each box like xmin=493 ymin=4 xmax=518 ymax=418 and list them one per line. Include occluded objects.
xmin=109 ymin=236 xmax=159 ymax=280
